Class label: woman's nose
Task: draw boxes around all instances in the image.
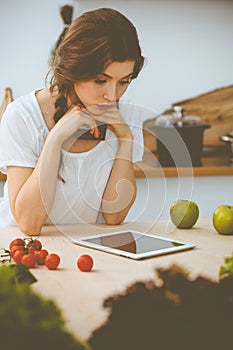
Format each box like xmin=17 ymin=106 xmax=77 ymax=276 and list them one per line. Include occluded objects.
xmin=103 ymin=85 xmax=118 ymax=102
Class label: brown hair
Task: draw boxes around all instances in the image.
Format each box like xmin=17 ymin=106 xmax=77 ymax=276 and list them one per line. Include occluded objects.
xmin=49 ymin=8 xmax=144 ymax=123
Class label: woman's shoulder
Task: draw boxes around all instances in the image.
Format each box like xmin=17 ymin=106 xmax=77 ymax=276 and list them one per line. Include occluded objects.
xmin=1 ymin=89 xmax=47 ymax=132
xmin=7 ymin=90 xmax=39 ymax=114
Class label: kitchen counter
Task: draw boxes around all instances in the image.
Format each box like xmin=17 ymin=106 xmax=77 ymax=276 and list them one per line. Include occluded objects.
xmin=1 ymin=157 xmax=232 ymax=183
xmin=1 ymin=147 xmax=232 ymax=182
xmin=0 ymin=173 xmax=6 ymax=182
xmin=1 ymin=219 xmax=232 ymax=342
xmin=134 ymin=148 xmax=233 ymax=178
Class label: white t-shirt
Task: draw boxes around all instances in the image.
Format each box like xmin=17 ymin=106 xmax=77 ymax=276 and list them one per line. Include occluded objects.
xmin=0 ymin=90 xmax=144 ymax=227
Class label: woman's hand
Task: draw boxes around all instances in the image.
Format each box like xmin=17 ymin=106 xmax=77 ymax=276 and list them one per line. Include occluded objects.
xmin=50 ymin=104 xmax=100 ymax=144
xmin=85 ymin=103 xmax=133 ymax=140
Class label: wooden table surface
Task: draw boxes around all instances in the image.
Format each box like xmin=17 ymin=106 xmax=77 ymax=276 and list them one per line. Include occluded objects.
xmin=1 ymin=219 xmax=233 ymax=342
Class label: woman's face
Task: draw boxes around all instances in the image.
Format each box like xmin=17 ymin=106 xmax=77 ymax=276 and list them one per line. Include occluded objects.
xmin=73 ymin=60 xmax=135 ymax=107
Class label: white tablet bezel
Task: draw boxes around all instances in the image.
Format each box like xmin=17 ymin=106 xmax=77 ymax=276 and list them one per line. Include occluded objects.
xmin=71 ymin=230 xmax=196 ymax=260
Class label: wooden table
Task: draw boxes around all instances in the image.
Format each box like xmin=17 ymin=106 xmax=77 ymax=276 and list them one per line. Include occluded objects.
xmin=1 ymin=219 xmax=233 ymax=342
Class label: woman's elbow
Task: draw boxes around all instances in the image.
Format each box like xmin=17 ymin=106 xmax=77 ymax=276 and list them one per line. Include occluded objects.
xmin=17 ymin=219 xmax=42 ymax=236
xmin=103 ymin=213 xmax=126 ymax=226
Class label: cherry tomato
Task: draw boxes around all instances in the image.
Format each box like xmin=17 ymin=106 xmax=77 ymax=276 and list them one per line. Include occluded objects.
xmin=45 ymin=253 xmax=60 ymax=270
xmin=10 ymin=245 xmax=26 ymax=256
xmin=77 ymin=254 xmax=94 ymax=272
xmin=21 ymin=252 xmax=37 ymax=268
xmin=13 ymin=249 xmax=26 ymax=264
xmin=27 ymin=239 xmax=42 ymax=252
xmin=34 ymin=249 xmax=48 ymax=265
xmin=9 ymin=238 xmax=25 ymax=250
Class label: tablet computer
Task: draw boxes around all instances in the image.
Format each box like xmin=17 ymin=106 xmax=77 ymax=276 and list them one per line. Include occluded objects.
xmin=74 ymin=121 xmax=107 ymax=140
xmin=72 ymin=230 xmax=196 ymax=260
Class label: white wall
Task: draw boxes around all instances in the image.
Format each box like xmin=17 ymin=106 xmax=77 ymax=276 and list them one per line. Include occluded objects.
xmin=2 ymin=174 xmax=232 ymax=222
xmin=0 ymin=0 xmax=233 ymax=117
xmin=126 ymin=175 xmax=233 ymax=223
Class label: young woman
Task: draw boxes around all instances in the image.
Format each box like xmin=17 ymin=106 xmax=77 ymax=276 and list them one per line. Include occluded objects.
xmin=0 ymin=8 xmax=145 ymax=235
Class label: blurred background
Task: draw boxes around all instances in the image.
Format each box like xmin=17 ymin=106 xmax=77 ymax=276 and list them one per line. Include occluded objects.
xmin=1 ymin=0 xmax=233 ymax=117
xmin=1 ymin=0 xmax=233 ymax=221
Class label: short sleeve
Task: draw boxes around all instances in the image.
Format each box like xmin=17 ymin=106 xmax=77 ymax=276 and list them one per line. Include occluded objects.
xmin=0 ymin=103 xmax=38 ymax=173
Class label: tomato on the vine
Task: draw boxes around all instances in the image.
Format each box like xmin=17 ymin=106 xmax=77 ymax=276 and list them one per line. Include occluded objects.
xmin=34 ymin=249 xmax=48 ymax=265
xmin=27 ymin=239 xmax=42 ymax=252
xmin=77 ymin=254 xmax=94 ymax=272
xmin=21 ymin=252 xmax=37 ymax=268
xmin=9 ymin=238 xmax=25 ymax=250
xmin=45 ymin=253 xmax=60 ymax=270
xmin=13 ymin=249 xmax=26 ymax=264
xmin=10 ymin=245 xmax=26 ymax=255
xmin=6 ymin=237 xmax=63 ymax=271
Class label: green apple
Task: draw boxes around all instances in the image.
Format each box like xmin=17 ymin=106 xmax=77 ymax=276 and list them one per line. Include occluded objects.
xmin=212 ymin=205 xmax=233 ymax=235
xmin=170 ymin=200 xmax=199 ymax=229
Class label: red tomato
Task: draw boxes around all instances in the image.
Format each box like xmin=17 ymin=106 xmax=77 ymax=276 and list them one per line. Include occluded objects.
xmin=34 ymin=249 xmax=48 ymax=265
xmin=10 ymin=245 xmax=26 ymax=256
xmin=21 ymin=252 xmax=37 ymax=268
xmin=77 ymin=254 xmax=94 ymax=272
xmin=45 ymin=253 xmax=60 ymax=270
xmin=13 ymin=249 xmax=26 ymax=264
xmin=9 ymin=238 xmax=25 ymax=250
xmin=27 ymin=239 xmax=42 ymax=252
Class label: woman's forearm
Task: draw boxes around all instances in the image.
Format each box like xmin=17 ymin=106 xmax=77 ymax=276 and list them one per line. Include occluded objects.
xmin=102 ymin=138 xmax=136 ymax=225
xmin=12 ymin=105 xmax=101 ymax=235
xmin=14 ymin=134 xmax=63 ymax=235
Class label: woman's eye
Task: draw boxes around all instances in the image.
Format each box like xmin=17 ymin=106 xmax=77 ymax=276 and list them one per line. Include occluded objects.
xmin=95 ymin=78 xmax=132 ymax=86
xmin=119 ymin=79 xmax=132 ymax=86
xmin=95 ymin=79 xmax=106 ymax=85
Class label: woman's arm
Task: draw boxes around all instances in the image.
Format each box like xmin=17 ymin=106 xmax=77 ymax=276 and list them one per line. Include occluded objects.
xmin=7 ymin=105 xmax=99 ymax=236
xmin=7 ymin=133 xmax=63 ymax=236
xmin=92 ymin=104 xmax=137 ymax=225
xmin=101 ymin=136 xmax=136 ymax=225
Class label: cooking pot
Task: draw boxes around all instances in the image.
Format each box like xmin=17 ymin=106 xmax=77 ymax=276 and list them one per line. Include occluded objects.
xmin=149 ymin=106 xmax=210 ymax=167
xmin=220 ymin=130 xmax=233 ymax=163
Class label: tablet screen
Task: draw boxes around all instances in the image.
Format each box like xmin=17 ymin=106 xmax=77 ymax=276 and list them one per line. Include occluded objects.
xmin=84 ymin=231 xmax=183 ymax=254
xmin=72 ymin=230 xmax=196 ymax=259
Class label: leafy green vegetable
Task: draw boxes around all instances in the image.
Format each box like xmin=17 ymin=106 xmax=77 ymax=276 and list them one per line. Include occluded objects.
xmin=0 ymin=262 xmax=37 ymax=284
xmin=219 ymin=252 xmax=233 ymax=278
xmin=0 ymin=263 xmax=90 ymax=350
xmin=90 ymin=264 xmax=233 ymax=350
